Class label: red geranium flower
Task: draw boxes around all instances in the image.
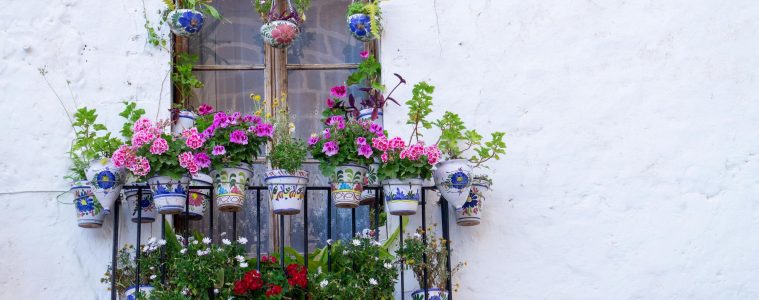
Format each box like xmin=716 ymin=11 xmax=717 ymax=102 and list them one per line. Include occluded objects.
xmin=265 ymin=284 xmax=283 ymax=297
xmin=233 ymin=280 xmax=248 ymax=295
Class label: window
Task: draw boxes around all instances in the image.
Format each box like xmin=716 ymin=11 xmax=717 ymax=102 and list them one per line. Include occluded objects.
xmin=176 ymin=0 xmax=377 ymax=256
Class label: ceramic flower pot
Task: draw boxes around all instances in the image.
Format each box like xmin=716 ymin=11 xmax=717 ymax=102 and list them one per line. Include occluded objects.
xmin=382 ymin=178 xmax=422 ymax=216
xmin=124 ymin=183 xmax=156 ymax=223
xmin=85 ymin=158 xmax=125 ymax=213
xmin=455 ymin=176 xmax=491 ymax=226
xmin=358 ymin=108 xmax=383 ymax=125
xmin=411 ymin=288 xmax=449 ymax=300
xmin=347 ymin=13 xmax=375 ymax=42
xmin=171 ymin=110 xmax=197 ymax=135
xmin=433 ymin=159 xmax=473 ymax=209
xmin=71 ymin=181 xmax=107 ymax=228
xmin=212 ymin=163 xmax=253 ymax=212
xmin=260 ymin=20 xmax=299 ymax=48
xmin=124 ymin=285 xmax=154 ymax=300
xmin=168 ymin=9 xmax=204 ymax=36
xmin=147 ymin=175 xmax=191 ymax=214
xmin=265 ymin=169 xmax=309 ymax=215
xmin=359 ymin=163 xmax=379 ymax=205
xmin=330 ymin=164 xmax=368 ymax=208
xmin=185 ymin=173 xmax=212 ymax=220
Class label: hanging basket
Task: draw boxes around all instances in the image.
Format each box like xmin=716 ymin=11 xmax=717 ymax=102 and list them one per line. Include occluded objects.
xmin=185 ymin=173 xmax=212 ymax=220
xmin=347 ymin=13 xmax=376 ymax=42
xmin=85 ymin=158 xmax=125 ymax=213
xmin=261 ymin=20 xmax=300 ymax=49
xmin=168 ymin=9 xmax=205 ymax=37
xmin=433 ymin=159 xmax=473 ymax=209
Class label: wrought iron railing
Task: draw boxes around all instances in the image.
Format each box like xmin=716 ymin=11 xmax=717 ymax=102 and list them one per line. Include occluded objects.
xmin=111 ymin=185 xmax=453 ymax=300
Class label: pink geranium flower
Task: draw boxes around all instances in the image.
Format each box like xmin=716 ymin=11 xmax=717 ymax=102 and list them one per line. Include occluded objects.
xmin=308 ymin=135 xmax=320 ymax=146
xmin=358 ymin=144 xmax=373 ymax=159
xmin=230 ymin=130 xmax=248 ymax=145
xmin=330 ymin=85 xmax=347 ymax=98
xmin=389 ymin=137 xmax=406 ymax=150
xmin=254 ymin=123 xmax=274 ymax=137
xmin=212 ymin=145 xmax=226 ymax=156
xmin=360 ymin=50 xmax=369 ymax=59
xmin=381 ymin=152 xmax=389 ymax=163
xmin=372 ymin=136 xmax=389 ymax=151
xmin=198 ymin=104 xmax=214 ymax=115
xmin=356 ymin=137 xmax=367 ymax=146
xmin=322 ymin=141 xmax=339 ymax=157
xmin=185 ymin=133 xmax=205 ymax=150
xmin=326 ymin=98 xmax=335 ymax=108
xmin=150 ymin=137 xmax=169 ymax=155
xmin=194 ymin=152 xmax=211 ymax=168
xmin=130 ymin=156 xmax=151 ymax=177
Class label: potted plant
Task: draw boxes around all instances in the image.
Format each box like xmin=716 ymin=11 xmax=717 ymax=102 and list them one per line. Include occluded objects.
xmin=164 ymin=0 xmax=221 ymax=36
xmin=112 ymin=118 xmax=205 ymax=214
xmin=345 ymin=52 xmax=405 ymax=124
xmin=308 ymin=233 xmax=398 ymax=299
xmin=101 ymin=242 xmax=162 ymax=300
xmin=231 ymin=255 xmax=308 ymax=299
xmin=372 ymin=82 xmax=440 ymax=216
xmin=432 ymin=112 xmax=506 ymax=208
xmin=64 ymin=109 xmax=107 ymax=228
xmin=456 ymin=174 xmax=491 ymax=226
xmin=255 ymin=0 xmax=311 ymax=49
xmin=118 ymin=102 xmax=157 ymax=224
xmin=195 ymin=101 xmax=272 ymax=212
xmin=263 ymin=94 xmax=309 ymax=215
xmin=170 ymin=53 xmax=205 ymax=135
xmin=309 ymin=114 xmax=380 ymax=208
xmin=397 ymin=227 xmax=465 ymax=300
xmin=346 ymin=0 xmax=383 ymax=42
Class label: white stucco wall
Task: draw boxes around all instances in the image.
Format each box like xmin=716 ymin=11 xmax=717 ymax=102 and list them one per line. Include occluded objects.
xmin=2 ymin=0 xmax=759 ymax=299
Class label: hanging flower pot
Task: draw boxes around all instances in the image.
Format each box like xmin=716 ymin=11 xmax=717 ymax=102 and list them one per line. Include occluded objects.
xmin=124 ymin=183 xmax=156 ymax=223
xmin=411 ymin=288 xmax=449 ymax=300
xmin=171 ymin=109 xmax=197 ymax=135
xmin=124 ymin=285 xmax=154 ymax=300
xmin=185 ymin=173 xmax=212 ymax=220
xmin=265 ymin=169 xmax=309 ymax=215
xmin=347 ymin=13 xmax=375 ymax=42
xmin=168 ymin=9 xmax=205 ymax=37
xmin=85 ymin=158 xmax=125 ymax=213
xmin=148 ymin=175 xmax=191 ymax=214
xmin=358 ymin=108 xmax=383 ymax=125
xmin=212 ymin=163 xmax=253 ymax=212
xmin=455 ymin=175 xmax=491 ymax=226
xmin=433 ymin=159 xmax=473 ymax=209
xmin=71 ymin=181 xmax=107 ymax=228
xmin=359 ymin=163 xmax=379 ymax=205
xmin=382 ymin=178 xmax=422 ymax=216
xmin=331 ymin=164 xmax=368 ymax=208
xmin=260 ymin=20 xmax=299 ymax=49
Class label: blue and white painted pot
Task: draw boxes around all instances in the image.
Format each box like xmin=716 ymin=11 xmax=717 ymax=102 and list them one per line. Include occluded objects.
xmin=411 ymin=288 xmax=449 ymax=300
xmin=330 ymin=164 xmax=368 ymax=208
xmin=347 ymin=13 xmax=376 ymax=42
xmin=85 ymin=158 xmax=125 ymax=213
xmin=124 ymin=285 xmax=154 ymax=300
xmin=124 ymin=183 xmax=156 ymax=223
xmin=260 ymin=20 xmax=299 ymax=49
xmin=382 ymin=178 xmax=422 ymax=216
xmin=71 ymin=180 xmax=107 ymax=228
xmin=433 ymin=159 xmax=472 ymax=209
xmin=171 ymin=110 xmax=197 ymax=135
xmin=148 ymin=175 xmax=191 ymax=214
xmin=185 ymin=173 xmax=212 ymax=220
xmin=211 ymin=163 xmax=253 ymax=212
xmin=358 ymin=108 xmax=383 ymax=125
xmin=455 ymin=176 xmax=491 ymax=226
xmin=168 ymin=9 xmax=204 ymax=36
xmin=265 ymin=169 xmax=309 ymax=215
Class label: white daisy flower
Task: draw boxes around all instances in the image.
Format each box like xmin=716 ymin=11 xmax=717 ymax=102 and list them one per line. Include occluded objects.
xmin=369 ymin=278 xmax=378 ymax=285
xmin=238 ymin=237 xmax=248 ymax=245
xmin=235 ymin=255 xmax=245 ymax=262
xmin=413 ymin=233 xmax=421 ymax=239
xmin=202 ymin=237 xmax=212 ymax=244
xmin=342 ymin=250 xmax=349 ymax=255
xmin=192 ymin=240 xmax=199 ymax=245
xmin=240 ymin=262 xmax=249 ymax=268
xmin=352 ymin=239 xmax=361 ymax=246
xmin=384 ymin=262 xmax=392 ymax=269
xmin=214 ymin=289 xmax=219 ymax=294
xmin=197 ymin=250 xmax=205 ymax=256
xmin=147 ymin=237 xmax=157 ymax=244
xmin=320 ymin=280 xmax=329 ymax=288
xmin=180 ymin=248 xmax=187 ymax=254
xmin=158 ymin=239 xmax=167 ymax=246
xmin=149 ymin=274 xmax=157 ymax=280
xmin=222 ymin=238 xmax=231 ymax=245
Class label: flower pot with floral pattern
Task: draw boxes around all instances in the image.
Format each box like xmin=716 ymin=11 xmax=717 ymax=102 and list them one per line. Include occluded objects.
xmin=124 ymin=183 xmax=156 ymax=223
xmin=265 ymin=169 xmax=309 ymax=215
xmin=148 ymin=175 xmax=191 ymax=214
xmin=382 ymin=178 xmax=422 ymax=216
xmin=124 ymin=285 xmax=154 ymax=300
xmin=359 ymin=163 xmax=379 ymax=205
xmin=261 ymin=20 xmax=299 ymax=49
xmin=185 ymin=173 xmax=212 ymax=220
xmin=433 ymin=159 xmax=473 ymax=209
xmin=411 ymin=288 xmax=449 ymax=300
xmin=168 ymin=9 xmax=205 ymax=36
xmin=85 ymin=158 xmax=125 ymax=213
xmin=331 ymin=164 xmax=368 ymax=208
xmin=71 ymin=180 xmax=107 ymax=228
xmin=212 ymin=163 xmax=253 ymax=212
xmin=347 ymin=14 xmax=375 ymax=42
xmin=171 ymin=110 xmax=197 ymax=135
xmin=455 ymin=175 xmax=491 ymax=226
xmin=358 ymin=108 xmax=383 ymax=125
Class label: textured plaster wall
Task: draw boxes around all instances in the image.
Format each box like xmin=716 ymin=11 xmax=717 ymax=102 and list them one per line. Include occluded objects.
xmin=381 ymin=0 xmax=759 ymax=299
xmin=2 ymin=0 xmax=759 ymax=299
xmin=0 ymin=0 xmax=170 ymax=298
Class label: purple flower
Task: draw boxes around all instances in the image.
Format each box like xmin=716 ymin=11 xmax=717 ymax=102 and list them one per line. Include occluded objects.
xmin=326 ymin=116 xmax=344 ymax=126
xmin=255 ymin=123 xmax=274 ymax=137
xmin=360 ymin=50 xmax=370 ymax=59
xmin=194 ymin=152 xmax=211 ymax=168
xmin=330 ymin=85 xmax=347 ymax=98
xmin=358 ymin=144 xmax=373 ymax=159
xmin=308 ymin=135 xmax=320 ymax=146
xmin=242 ymin=114 xmax=254 ymax=123
xmin=202 ymin=125 xmax=216 ymax=139
xmin=369 ymin=123 xmax=383 ymax=134
xmin=230 ymin=130 xmax=248 ymax=145
xmin=326 ymin=98 xmax=335 ymax=108
xmin=198 ymin=104 xmax=214 ymax=115
xmin=356 ymin=137 xmax=367 ymax=146
xmin=322 ymin=128 xmax=331 ymax=139
xmin=214 ymin=112 xmax=230 ymax=128
xmin=212 ymin=145 xmax=226 ymax=156
xmin=322 ymin=141 xmax=339 ymax=157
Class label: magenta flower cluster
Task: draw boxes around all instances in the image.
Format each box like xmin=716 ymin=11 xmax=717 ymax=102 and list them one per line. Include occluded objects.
xmin=372 ymin=135 xmax=441 ymax=165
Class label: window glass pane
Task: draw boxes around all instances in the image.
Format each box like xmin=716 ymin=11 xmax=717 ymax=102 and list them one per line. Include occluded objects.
xmin=189 ymin=0 xmax=265 ymax=65
xmin=192 ymin=70 xmax=265 ymax=113
xmin=287 ymin=0 xmax=363 ymax=64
